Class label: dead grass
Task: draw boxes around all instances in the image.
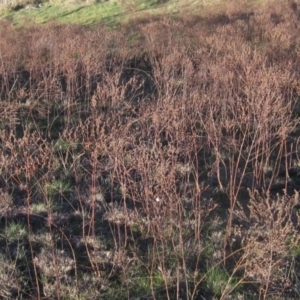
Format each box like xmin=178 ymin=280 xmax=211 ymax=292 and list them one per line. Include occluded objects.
xmin=1 ymin=0 xmax=300 ymax=299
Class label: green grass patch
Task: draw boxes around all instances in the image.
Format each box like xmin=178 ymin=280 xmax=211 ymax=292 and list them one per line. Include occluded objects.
xmin=0 ymin=0 xmax=205 ymax=27
xmin=0 ymin=1 xmax=122 ymax=25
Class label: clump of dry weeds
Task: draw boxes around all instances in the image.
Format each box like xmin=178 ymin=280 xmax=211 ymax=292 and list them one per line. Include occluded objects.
xmin=1 ymin=0 xmax=300 ymax=299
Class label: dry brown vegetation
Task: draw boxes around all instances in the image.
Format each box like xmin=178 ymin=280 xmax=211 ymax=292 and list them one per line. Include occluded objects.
xmin=1 ymin=0 xmax=300 ymax=299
